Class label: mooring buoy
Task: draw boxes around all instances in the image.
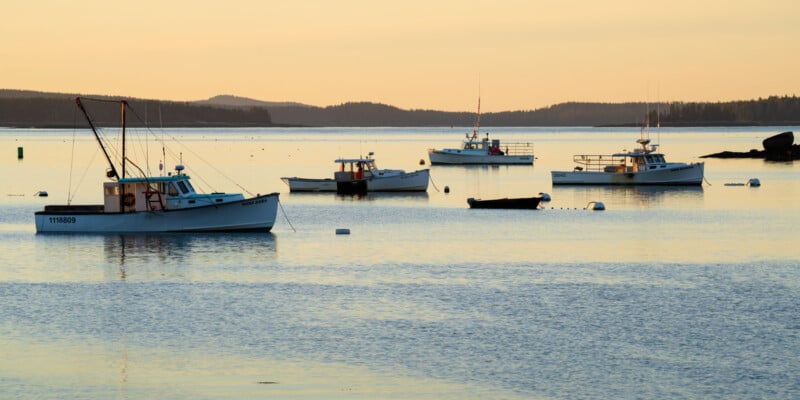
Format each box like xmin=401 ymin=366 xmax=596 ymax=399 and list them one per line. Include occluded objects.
xmin=538 ymin=192 xmax=551 ymax=202
xmin=586 ymin=201 xmax=605 ymax=211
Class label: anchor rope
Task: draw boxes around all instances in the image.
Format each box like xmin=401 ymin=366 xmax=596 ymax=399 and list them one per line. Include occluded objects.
xmin=278 ymin=199 xmax=296 ymax=233
xmin=429 ymin=174 xmax=440 ymax=192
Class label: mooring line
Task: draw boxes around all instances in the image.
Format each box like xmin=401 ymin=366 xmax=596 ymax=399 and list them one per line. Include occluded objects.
xmin=278 ymin=199 xmax=297 ymax=232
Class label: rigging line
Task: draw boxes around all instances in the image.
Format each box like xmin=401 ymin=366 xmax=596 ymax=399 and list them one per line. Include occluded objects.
xmin=68 ymin=107 xmax=78 ymax=205
xmin=78 ymin=96 xmax=128 ymax=104
xmin=69 ymin=146 xmax=102 ymax=205
xmin=125 ymin=103 xmax=252 ymax=195
xmin=278 ymin=199 xmax=296 ymax=233
xmin=428 ymin=173 xmax=440 ymax=192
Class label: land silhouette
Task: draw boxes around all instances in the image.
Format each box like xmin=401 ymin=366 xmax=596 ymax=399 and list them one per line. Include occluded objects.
xmin=1 ymin=89 xmax=798 ymax=128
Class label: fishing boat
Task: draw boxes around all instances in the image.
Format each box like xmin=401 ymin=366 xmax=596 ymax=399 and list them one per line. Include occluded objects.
xmin=551 ymin=137 xmax=704 ymax=186
xmin=467 ymin=196 xmax=543 ymax=209
xmin=35 ymin=97 xmax=279 ymax=233
xmin=428 ymin=97 xmax=534 ymax=165
xmin=281 ymin=153 xmax=429 ymax=193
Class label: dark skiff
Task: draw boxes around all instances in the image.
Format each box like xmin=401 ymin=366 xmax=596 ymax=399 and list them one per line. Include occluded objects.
xmin=467 ymin=196 xmax=542 ymax=209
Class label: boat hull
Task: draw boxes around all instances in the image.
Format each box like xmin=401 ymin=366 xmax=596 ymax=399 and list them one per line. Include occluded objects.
xmin=551 ymin=163 xmax=704 ymax=185
xmin=281 ymin=177 xmax=337 ymax=192
xmin=35 ymin=193 xmax=280 ymax=233
xmin=282 ymin=170 xmax=429 ymax=192
xmin=428 ymin=150 xmax=533 ymax=165
xmin=467 ymin=196 xmax=542 ymax=209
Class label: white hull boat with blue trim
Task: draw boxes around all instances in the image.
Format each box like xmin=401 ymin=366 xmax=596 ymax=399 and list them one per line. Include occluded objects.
xmin=551 ymin=137 xmax=704 ymax=186
xmin=35 ymin=97 xmax=279 ymax=233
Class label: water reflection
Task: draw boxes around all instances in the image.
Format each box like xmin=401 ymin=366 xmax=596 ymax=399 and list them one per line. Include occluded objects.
xmin=336 ymin=191 xmax=430 ymax=202
xmin=102 ymin=233 xmax=277 ymax=280
xmin=550 ymin=185 xmax=705 ymax=209
xmin=287 ymin=191 xmax=430 ymax=202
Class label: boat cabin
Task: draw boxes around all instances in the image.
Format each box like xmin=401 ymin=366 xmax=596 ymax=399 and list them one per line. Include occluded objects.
xmin=574 ymin=140 xmax=670 ymax=173
xmin=461 ymin=137 xmax=505 ymax=155
xmin=333 ymin=156 xmax=379 ymax=181
xmin=104 ymin=166 xmax=244 ymax=213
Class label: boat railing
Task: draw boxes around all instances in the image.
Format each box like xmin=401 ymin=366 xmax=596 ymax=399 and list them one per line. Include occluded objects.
xmin=572 ymin=154 xmax=629 ymax=172
xmin=502 ymin=142 xmax=535 ymax=156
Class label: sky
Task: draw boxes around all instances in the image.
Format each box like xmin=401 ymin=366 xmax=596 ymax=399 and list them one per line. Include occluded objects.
xmin=2 ymin=0 xmax=799 ymax=112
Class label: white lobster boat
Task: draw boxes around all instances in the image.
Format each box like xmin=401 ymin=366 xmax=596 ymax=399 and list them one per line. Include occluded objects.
xmin=551 ymin=137 xmax=704 ymax=186
xmin=281 ymin=153 xmax=429 ymax=193
xmin=428 ymin=97 xmax=533 ymax=165
xmin=35 ymin=97 xmax=279 ymax=233
xmin=428 ymin=133 xmax=535 ymax=165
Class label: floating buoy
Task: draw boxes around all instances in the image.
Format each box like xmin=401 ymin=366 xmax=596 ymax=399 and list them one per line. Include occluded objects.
xmin=17 ymin=147 xmax=23 ymax=159
xmin=335 ymin=228 xmax=350 ymax=235
xmin=748 ymin=178 xmax=761 ymax=187
xmin=444 ymin=186 xmax=450 ymax=193
xmin=585 ymin=201 xmax=605 ymax=211
xmin=538 ymin=192 xmax=551 ymax=202
xmin=419 ymin=159 xmax=425 ymax=165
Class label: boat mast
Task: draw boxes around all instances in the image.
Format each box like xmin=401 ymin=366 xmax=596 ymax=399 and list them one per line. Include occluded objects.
xmin=75 ymin=97 xmax=120 ymax=180
xmin=121 ymin=100 xmax=126 ymax=179
xmin=473 ymin=95 xmax=481 ymax=139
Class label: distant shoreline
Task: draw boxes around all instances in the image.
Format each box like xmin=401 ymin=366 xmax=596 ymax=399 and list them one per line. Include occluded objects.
xmin=2 ymin=89 xmax=799 ymax=128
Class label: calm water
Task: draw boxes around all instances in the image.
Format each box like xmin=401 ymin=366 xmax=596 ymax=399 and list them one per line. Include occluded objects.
xmin=1 ymin=126 xmax=799 ymax=399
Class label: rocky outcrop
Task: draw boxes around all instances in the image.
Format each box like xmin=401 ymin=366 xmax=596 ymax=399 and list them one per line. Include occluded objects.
xmin=701 ymin=131 xmax=800 ymax=160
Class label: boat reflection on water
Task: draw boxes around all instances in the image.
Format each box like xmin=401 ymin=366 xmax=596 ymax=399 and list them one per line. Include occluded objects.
xmin=103 ymin=233 xmax=277 ymax=280
xmin=337 ymin=191 xmax=430 ymax=203
xmin=550 ymin=185 xmax=704 ymax=209
xmin=287 ymin=191 xmax=430 ymax=203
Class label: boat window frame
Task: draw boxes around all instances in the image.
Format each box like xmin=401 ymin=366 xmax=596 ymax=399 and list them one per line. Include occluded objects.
xmin=177 ymin=180 xmax=190 ymax=194
xmin=168 ymin=182 xmax=180 ymax=197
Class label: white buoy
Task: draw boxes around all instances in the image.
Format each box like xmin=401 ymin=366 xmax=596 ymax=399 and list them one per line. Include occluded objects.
xmin=748 ymin=178 xmax=761 ymax=187
xmin=586 ymin=201 xmax=605 ymax=211
xmin=335 ymin=228 xmax=350 ymax=235
xmin=538 ymin=192 xmax=551 ymax=202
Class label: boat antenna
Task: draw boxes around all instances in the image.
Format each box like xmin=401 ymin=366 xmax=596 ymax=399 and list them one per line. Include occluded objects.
xmin=656 ymin=84 xmax=661 ymax=148
xmin=159 ymin=104 xmax=166 ymax=176
xmin=120 ymin=100 xmax=126 ymax=179
xmin=75 ymin=97 xmax=120 ymax=180
xmin=472 ymin=92 xmax=481 ymax=141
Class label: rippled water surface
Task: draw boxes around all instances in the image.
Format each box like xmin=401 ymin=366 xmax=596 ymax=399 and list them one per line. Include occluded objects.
xmin=1 ymin=127 xmax=799 ymax=399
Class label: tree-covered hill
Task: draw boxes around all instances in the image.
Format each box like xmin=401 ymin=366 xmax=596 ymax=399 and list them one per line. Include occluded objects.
xmin=1 ymin=89 xmax=797 ymax=128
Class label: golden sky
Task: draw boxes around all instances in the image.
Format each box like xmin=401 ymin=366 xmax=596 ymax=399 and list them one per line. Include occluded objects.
xmin=2 ymin=0 xmax=798 ymax=111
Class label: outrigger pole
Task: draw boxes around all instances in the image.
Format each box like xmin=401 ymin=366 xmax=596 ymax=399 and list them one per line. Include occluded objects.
xmin=75 ymin=97 xmax=121 ymax=180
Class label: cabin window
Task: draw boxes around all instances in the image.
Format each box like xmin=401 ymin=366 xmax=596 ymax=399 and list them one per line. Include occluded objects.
xmin=183 ymin=180 xmax=195 ymax=193
xmin=168 ymin=183 xmax=179 ymax=196
xmin=177 ymin=181 xmax=190 ymax=194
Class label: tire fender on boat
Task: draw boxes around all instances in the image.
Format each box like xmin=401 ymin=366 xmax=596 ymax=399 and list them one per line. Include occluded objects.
xmin=123 ymin=192 xmax=135 ymax=207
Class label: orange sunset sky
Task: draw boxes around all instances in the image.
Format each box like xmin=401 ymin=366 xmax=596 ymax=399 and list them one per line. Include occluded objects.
xmin=2 ymin=0 xmax=798 ymax=112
